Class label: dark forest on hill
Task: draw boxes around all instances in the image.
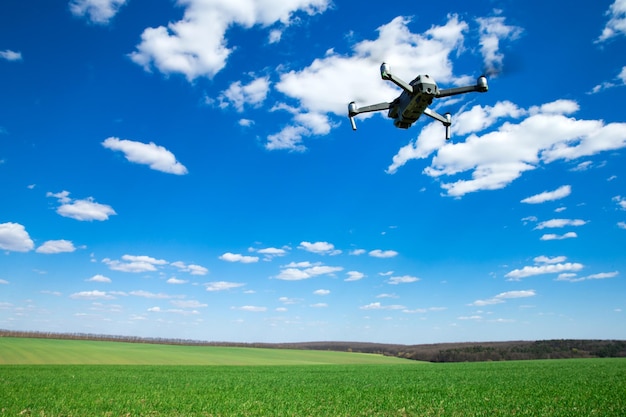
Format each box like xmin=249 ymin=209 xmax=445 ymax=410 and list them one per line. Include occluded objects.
xmin=2 ymin=330 xmax=625 ymax=362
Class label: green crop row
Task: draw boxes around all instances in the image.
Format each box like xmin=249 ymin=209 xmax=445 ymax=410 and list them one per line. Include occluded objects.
xmin=1 ymin=359 xmax=625 ymax=416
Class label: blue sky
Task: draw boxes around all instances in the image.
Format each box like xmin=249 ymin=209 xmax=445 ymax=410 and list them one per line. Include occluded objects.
xmin=1 ymin=0 xmax=625 ymax=344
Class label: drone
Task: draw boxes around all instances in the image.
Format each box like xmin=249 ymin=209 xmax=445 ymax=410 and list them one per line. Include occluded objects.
xmin=348 ymin=63 xmax=488 ymax=139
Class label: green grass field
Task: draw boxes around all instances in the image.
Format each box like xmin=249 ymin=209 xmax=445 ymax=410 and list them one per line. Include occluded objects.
xmin=0 ymin=337 xmax=409 ymax=365
xmin=1 ymin=337 xmax=625 ymax=416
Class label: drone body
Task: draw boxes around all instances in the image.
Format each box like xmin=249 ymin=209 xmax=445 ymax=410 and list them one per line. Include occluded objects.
xmin=348 ymin=63 xmax=488 ymax=139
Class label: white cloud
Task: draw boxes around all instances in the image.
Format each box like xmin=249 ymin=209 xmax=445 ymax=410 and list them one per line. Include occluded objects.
xmin=313 ymin=289 xmax=330 ymax=295
xmin=506 ymin=262 xmax=584 ymax=281
xmin=205 ymin=281 xmax=245 ymax=291
xmin=129 ymin=290 xmax=173 ymax=299
xmin=0 ymin=50 xmax=23 ymax=61
xmin=148 ymin=306 xmax=200 ymax=315
xmin=345 ymin=271 xmax=365 ymax=282
xmin=170 ymin=300 xmax=208 ymax=309
xmin=470 ymin=289 xmax=535 ymax=306
xmin=588 ymin=66 xmax=626 ymax=94
xmin=476 ymin=15 xmax=523 ymax=76
xmin=275 ymin=263 xmax=343 ymax=281
xmin=534 ymin=255 xmax=567 ymax=264
xmin=219 ymin=252 xmax=259 ymax=263
xmin=36 ymin=240 xmax=76 ymax=254
xmin=69 ymin=0 xmax=127 ymax=24
xmin=298 ymin=241 xmax=341 ymax=255
xmin=86 ymin=274 xmax=111 ymax=283
xmin=360 ymin=302 xmax=406 ymax=310
xmin=102 ymin=137 xmax=188 ymax=175
xmin=234 ymin=305 xmax=267 ymax=312
xmin=0 ymin=222 xmax=34 ymax=252
xmin=388 ymin=99 xmax=626 ymax=196
xmin=166 ymin=277 xmax=188 ymax=284
xmin=597 ymin=0 xmax=626 ymax=42
xmin=103 ymin=254 xmax=167 ymax=273
xmin=218 ymin=77 xmax=270 ymax=111
xmin=172 ymin=261 xmax=209 ymax=275
xmin=129 ymin=0 xmax=329 ymax=81
xmin=540 ymin=232 xmax=578 ymax=241
xmin=534 ymin=219 xmax=587 ymax=229
xmin=614 ymin=196 xmax=626 ymax=210
xmin=387 ymin=275 xmax=420 ymax=285
xmin=369 ymin=249 xmax=398 ymax=258
xmin=253 ymin=246 xmax=288 ymax=260
xmin=70 ymin=290 xmax=114 ymax=300
xmin=521 ymin=185 xmax=571 ymax=204
xmin=47 ymin=191 xmax=116 ymax=221
xmin=556 ymin=271 xmax=619 ymax=283
xmin=619 ymin=221 xmax=626 ymax=229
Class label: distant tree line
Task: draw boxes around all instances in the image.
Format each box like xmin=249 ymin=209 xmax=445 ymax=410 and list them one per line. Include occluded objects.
xmin=1 ymin=329 xmax=625 ymax=362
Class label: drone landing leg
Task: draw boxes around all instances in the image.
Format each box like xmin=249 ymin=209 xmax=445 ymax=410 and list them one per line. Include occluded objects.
xmin=423 ymin=108 xmax=452 ymax=140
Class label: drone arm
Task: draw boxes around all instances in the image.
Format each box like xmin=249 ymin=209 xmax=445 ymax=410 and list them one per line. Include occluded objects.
xmin=437 ymin=76 xmax=488 ymax=98
xmin=423 ymin=108 xmax=452 ymax=140
xmin=348 ymin=101 xmax=392 ymax=130
xmin=380 ymin=63 xmax=414 ymax=94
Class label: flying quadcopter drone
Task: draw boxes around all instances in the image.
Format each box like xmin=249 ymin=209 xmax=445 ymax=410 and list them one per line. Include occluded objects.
xmin=348 ymin=63 xmax=488 ymax=139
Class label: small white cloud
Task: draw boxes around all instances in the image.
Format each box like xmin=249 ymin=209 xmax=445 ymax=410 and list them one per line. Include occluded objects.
xmin=345 ymin=271 xmax=365 ymax=282
xmin=387 ymin=275 xmax=420 ymax=285
xmin=218 ymin=77 xmax=270 ymax=112
xmin=298 ymin=241 xmax=341 ymax=255
xmin=170 ymin=300 xmax=207 ymax=309
xmin=103 ymin=254 xmax=167 ymax=273
xmin=69 ymin=0 xmax=127 ymax=24
xmin=540 ymin=232 xmax=578 ymax=241
xmin=253 ymin=247 xmax=288 ymax=260
xmin=556 ymin=271 xmax=618 ymax=283
xmin=0 ymin=49 xmax=23 ymax=61
xmin=86 ymin=274 xmax=111 ymax=283
xmin=219 ymin=252 xmax=259 ymax=263
xmin=597 ymin=0 xmax=626 ymax=42
xmin=521 ymin=185 xmax=571 ymax=204
xmin=205 ymin=281 xmax=245 ymax=292
xmin=349 ymin=249 xmax=366 ymax=256
xmin=534 ymin=219 xmax=587 ymax=229
xmin=506 ymin=261 xmax=583 ymax=281
xmin=233 ymin=305 xmax=267 ymax=312
xmin=470 ymin=289 xmax=535 ymax=306
xmin=369 ymin=249 xmax=398 ymax=258
xmin=47 ymin=191 xmax=116 ymax=222
xmin=313 ymin=289 xmax=330 ymax=295
xmin=36 ymin=240 xmax=76 ymax=254
xmin=614 ymin=196 xmax=626 ymax=210
xmin=534 ymin=256 xmax=567 ymax=264
xmin=172 ymin=261 xmax=209 ymax=275
xmin=476 ymin=15 xmax=523 ymax=76
xmin=70 ymin=290 xmax=114 ymax=300
xmin=103 ymin=137 xmax=188 ymax=175
xmin=0 ymin=222 xmax=34 ymax=252
xmin=275 ymin=263 xmax=343 ymax=281
xmin=360 ymin=302 xmax=406 ymax=310
xmin=166 ymin=277 xmax=188 ymax=284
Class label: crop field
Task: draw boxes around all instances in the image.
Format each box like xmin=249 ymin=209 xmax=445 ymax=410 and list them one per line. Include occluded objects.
xmin=1 ymin=338 xmax=625 ymax=416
